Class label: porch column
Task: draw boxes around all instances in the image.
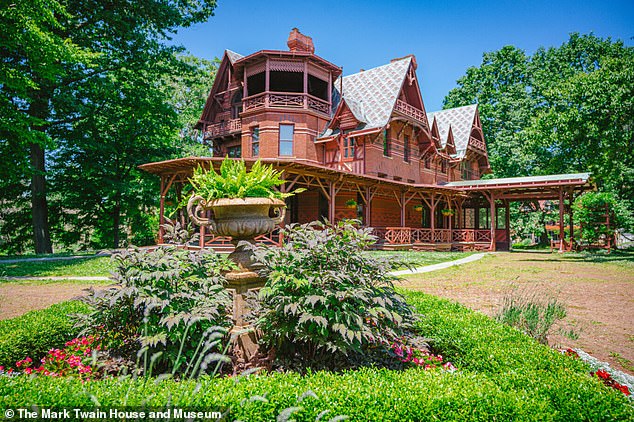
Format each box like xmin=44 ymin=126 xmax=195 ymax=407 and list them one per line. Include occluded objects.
xmin=505 ymin=200 xmax=511 ymax=250
xmin=199 ymin=224 xmax=205 ymax=248
xmin=568 ymin=190 xmax=574 ymax=250
xmin=400 ymin=192 xmax=406 ymax=227
xmin=329 ymin=181 xmax=336 ymax=223
xmin=365 ymin=187 xmax=372 ymax=226
xmin=265 ymin=58 xmax=270 ymax=107
xmin=558 ymin=187 xmax=565 ymax=253
xmin=158 ymin=175 xmax=165 ymax=244
xmin=488 ymin=192 xmax=496 ymax=251
xmin=430 ymin=193 xmax=436 ymax=237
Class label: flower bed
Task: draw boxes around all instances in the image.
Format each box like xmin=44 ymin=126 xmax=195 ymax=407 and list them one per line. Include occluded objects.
xmin=0 ymin=292 xmax=631 ymax=420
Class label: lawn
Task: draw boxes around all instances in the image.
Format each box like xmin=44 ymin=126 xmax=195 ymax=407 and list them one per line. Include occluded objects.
xmin=0 ymin=256 xmax=113 ymax=278
xmin=399 ymin=249 xmax=634 ymax=375
xmin=0 ymin=294 xmax=631 ymax=420
xmin=365 ymin=250 xmax=475 ymax=269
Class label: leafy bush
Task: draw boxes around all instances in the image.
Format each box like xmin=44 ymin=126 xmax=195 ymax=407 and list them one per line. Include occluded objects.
xmin=574 ymin=191 xmax=633 ymax=243
xmin=75 ymin=247 xmax=234 ymax=376
xmin=496 ymin=286 xmax=567 ymax=344
xmin=1 ymin=292 xmax=632 ymax=420
xmin=188 ymin=159 xmax=303 ymax=202
xmin=0 ymin=301 xmax=89 ymax=367
xmin=251 ymin=220 xmax=417 ymax=368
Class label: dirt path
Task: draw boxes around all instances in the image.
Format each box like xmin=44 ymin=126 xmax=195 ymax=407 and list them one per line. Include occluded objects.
xmin=399 ymin=251 xmax=634 ymax=374
xmin=0 ymin=283 xmax=102 ymax=320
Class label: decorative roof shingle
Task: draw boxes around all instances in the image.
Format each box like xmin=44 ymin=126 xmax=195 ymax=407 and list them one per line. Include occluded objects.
xmin=225 ymin=50 xmax=243 ymax=65
xmin=426 ymin=105 xmax=478 ymax=158
xmin=334 ymin=57 xmax=412 ymax=130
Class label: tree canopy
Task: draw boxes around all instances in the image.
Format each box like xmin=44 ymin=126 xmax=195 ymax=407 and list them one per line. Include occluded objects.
xmin=0 ymin=0 xmax=218 ymax=253
xmin=444 ymin=34 xmax=634 ymax=204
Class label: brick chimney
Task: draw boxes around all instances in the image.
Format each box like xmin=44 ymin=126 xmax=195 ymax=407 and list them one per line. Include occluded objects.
xmin=287 ymin=28 xmax=315 ymax=54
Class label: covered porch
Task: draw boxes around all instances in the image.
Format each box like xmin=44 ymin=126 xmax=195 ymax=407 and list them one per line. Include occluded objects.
xmin=138 ymin=158 xmax=591 ymax=253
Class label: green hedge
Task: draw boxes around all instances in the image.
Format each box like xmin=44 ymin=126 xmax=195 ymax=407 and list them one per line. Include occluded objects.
xmin=0 ymin=301 xmax=89 ymax=367
xmin=0 ymin=293 xmax=631 ymax=421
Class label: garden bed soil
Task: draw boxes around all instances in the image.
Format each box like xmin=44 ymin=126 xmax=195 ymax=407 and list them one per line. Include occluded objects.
xmin=399 ymin=251 xmax=634 ymax=375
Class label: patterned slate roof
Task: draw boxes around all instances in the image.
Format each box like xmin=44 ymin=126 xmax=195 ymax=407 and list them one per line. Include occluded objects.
xmin=426 ymin=105 xmax=477 ymax=158
xmin=225 ymin=50 xmax=243 ymax=65
xmin=334 ymin=57 xmax=412 ymax=129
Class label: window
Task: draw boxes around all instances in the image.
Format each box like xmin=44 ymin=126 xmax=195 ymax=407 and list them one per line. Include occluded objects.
xmin=343 ymin=137 xmax=355 ymax=160
xmin=478 ymin=207 xmax=490 ymax=229
xmin=424 ymin=157 xmax=431 ymax=169
xmin=496 ymin=207 xmax=507 ymax=229
xmin=383 ymin=129 xmax=391 ymax=157
xmin=279 ymin=124 xmax=294 ymax=156
xmin=403 ymin=135 xmax=410 ymax=162
xmin=227 ymin=145 xmax=241 ymax=158
xmin=440 ymin=159 xmax=447 ymax=174
xmin=231 ymin=91 xmax=243 ymax=119
xmin=251 ymin=127 xmax=260 ymax=157
xmin=461 ymin=160 xmax=473 ymax=180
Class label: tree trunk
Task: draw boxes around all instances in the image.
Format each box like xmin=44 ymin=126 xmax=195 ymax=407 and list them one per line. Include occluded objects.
xmin=29 ymin=142 xmax=53 ymax=254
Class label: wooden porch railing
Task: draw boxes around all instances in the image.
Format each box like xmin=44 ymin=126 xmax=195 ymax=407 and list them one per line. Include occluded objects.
xmin=374 ymin=227 xmax=491 ymax=245
xmin=451 ymin=229 xmax=491 ymax=243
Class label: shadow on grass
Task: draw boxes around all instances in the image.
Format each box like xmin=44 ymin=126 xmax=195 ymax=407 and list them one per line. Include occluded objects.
xmin=513 ymin=249 xmax=634 ymax=265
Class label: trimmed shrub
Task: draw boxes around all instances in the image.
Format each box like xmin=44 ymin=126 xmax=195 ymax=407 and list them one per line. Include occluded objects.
xmin=251 ymin=220 xmax=416 ymax=367
xmin=0 ymin=293 xmax=632 ymax=419
xmin=0 ymin=301 xmax=88 ymax=367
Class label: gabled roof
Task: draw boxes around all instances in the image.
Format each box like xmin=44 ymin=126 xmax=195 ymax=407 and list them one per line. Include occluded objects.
xmin=225 ymin=49 xmax=243 ymax=64
xmin=334 ymin=57 xmax=412 ymax=130
xmin=426 ymin=105 xmax=478 ymax=158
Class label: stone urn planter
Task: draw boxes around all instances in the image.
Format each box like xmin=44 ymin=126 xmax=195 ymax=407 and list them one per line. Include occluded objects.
xmin=187 ymin=195 xmax=286 ymax=363
xmin=187 ymin=196 xmax=286 ymax=270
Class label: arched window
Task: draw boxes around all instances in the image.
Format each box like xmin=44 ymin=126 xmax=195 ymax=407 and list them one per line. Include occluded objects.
xmin=231 ymin=91 xmax=243 ymax=119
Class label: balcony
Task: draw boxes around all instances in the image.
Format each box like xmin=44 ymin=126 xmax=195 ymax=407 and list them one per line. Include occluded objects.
xmin=393 ymin=99 xmax=428 ymax=128
xmin=204 ymin=119 xmax=242 ymax=139
xmin=242 ymin=92 xmax=330 ymax=115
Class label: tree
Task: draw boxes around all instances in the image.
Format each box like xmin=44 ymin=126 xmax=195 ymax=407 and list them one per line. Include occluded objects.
xmin=0 ymin=0 xmax=95 ymax=253
xmin=0 ymin=0 xmax=218 ymax=253
xmin=445 ymin=34 xmax=634 ymax=243
xmin=49 ymin=55 xmax=218 ymax=249
xmin=444 ymin=46 xmax=536 ymax=177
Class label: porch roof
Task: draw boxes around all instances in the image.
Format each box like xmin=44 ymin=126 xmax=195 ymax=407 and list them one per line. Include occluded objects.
xmin=444 ymin=173 xmax=592 ymax=190
xmin=138 ymin=157 xmax=461 ymax=194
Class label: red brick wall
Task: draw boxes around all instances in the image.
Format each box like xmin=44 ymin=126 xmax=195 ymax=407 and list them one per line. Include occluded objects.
xmin=370 ymin=196 xmax=401 ymax=227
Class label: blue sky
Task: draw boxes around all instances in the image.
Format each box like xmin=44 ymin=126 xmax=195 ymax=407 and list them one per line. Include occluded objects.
xmin=171 ymin=0 xmax=634 ymax=112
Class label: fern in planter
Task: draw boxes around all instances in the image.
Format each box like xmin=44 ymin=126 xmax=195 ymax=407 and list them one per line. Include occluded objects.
xmin=188 ymin=159 xmax=304 ymax=202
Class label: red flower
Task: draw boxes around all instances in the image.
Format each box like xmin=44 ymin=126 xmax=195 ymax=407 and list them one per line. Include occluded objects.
xmin=595 ymin=369 xmax=611 ymax=380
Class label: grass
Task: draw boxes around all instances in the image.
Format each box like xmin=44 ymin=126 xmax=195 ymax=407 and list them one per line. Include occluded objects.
xmin=0 ymin=251 xmax=475 ymax=278
xmin=0 ymin=293 xmax=631 ymax=420
xmin=366 ymin=250 xmax=475 ymax=269
xmin=0 ymin=256 xmax=113 ymax=278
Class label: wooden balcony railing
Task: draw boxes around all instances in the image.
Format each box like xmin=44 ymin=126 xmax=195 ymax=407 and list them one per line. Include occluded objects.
xmin=243 ymin=92 xmax=330 ymax=115
xmin=469 ymin=135 xmax=486 ymax=152
xmin=394 ymin=100 xmax=428 ymax=128
xmin=204 ymin=119 xmax=242 ymax=139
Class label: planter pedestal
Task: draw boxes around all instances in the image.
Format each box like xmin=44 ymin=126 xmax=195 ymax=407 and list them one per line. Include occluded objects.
xmin=187 ymin=196 xmax=286 ymax=366
xmin=225 ymin=269 xmax=264 ymax=363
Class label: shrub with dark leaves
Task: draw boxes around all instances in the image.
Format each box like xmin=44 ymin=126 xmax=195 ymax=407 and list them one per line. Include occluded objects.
xmin=251 ymin=220 xmax=417 ymax=368
xmin=75 ymin=247 xmax=234 ymax=376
